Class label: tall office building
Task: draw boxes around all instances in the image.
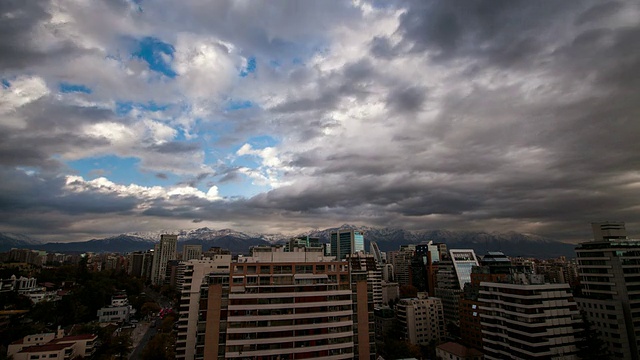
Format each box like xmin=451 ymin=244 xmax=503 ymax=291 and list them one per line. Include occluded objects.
xmin=182 ymin=245 xmax=202 ymax=261
xmin=150 ymin=234 xmax=178 ymax=285
xmin=450 ymin=250 xmax=479 ymax=290
xmin=575 ymin=221 xmax=640 ymax=359
xmin=330 ymin=229 xmax=365 ymax=260
xmin=396 ymin=293 xmax=446 ymax=346
xmin=435 ymin=250 xmax=479 ymax=325
xmin=196 ymin=246 xmax=374 ymax=360
xmin=479 ymin=275 xmax=581 ymax=359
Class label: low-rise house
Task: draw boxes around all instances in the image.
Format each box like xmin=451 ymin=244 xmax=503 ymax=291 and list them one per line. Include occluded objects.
xmin=7 ymin=329 xmax=97 ymax=360
xmin=97 ymin=292 xmax=134 ymax=323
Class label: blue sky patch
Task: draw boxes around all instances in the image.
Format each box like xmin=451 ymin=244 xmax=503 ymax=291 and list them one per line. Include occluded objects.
xmin=67 ymin=155 xmax=180 ymax=187
xmin=59 ymin=82 xmax=92 ymax=94
xmin=133 ymin=37 xmax=177 ymax=78
xmin=247 ymin=135 xmax=278 ymax=148
xmin=240 ymin=57 xmax=257 ymax=77
xmin=225 ymin=100 xmax=254 ymax=111
xmin=115 ymin=101 xmax=170 ymax=116
xmin=1 ymin=79 xmax=10 ymax=88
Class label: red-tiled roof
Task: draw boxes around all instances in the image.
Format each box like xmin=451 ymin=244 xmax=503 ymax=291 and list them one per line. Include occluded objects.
xmin=19 ymin=343 xmax=73 ymax=353
xmin=436 ymin=342 xmax=483 ymax=358
xmin=11 ymin=338 xmax=24 ymax=345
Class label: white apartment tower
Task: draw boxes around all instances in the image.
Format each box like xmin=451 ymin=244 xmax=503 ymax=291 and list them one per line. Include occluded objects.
xmin=150 ymin=234 xmax=178 ymax=285
xmin=479 ymin=277 xmax=580 ymax=359
xmin=575 ymin=221 xmax=640 ymax=359
xmin=175 ymin=256 xmax=232 ymax=360
xmin=196 ymin=246 xmax=375 ymax=360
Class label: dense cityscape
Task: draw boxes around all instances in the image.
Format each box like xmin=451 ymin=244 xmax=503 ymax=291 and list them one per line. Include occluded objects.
xmin=1 ymin=221 xmax=637 ymax=359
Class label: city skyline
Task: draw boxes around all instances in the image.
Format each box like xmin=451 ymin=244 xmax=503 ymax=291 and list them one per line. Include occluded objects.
xmin=1 ymin=1 xmax=640 ymax=243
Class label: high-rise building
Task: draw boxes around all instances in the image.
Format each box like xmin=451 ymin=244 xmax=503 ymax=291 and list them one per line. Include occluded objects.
xmin=450 ymin=250 xmax=479 ymax=290
xmin=347 ymin=252 xmax=383 ymax=307
xmin=127 ymin=251 xmax=145 ymax=277
xmin=575 ymin=221 xmax=640 ymax=359
xmin=196 ymin=246 xmax=374 ymax=359
xmin=479 ymin=275 xmax=581 ymax=359
xmin=182 ymin=245 xmax=202 ymax=261
xmin=459 ymin=252 xmax=512 ymax=350
xmin=435 ymin=250 xmax=479 ymax=326
xmin=175 ymin=256 xmax=232 ymax=360
xmin=392 ymin=247 xmax=414 ymax=287
xmin=150 ymin=234 xmax=178 ymax=285
xmin=396 ymin=293 xmax=446 ymax=346
xmin=330 ymin=229 xmax=364 ymax=260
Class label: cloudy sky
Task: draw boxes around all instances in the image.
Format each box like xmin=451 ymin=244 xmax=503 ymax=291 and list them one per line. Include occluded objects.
xmin=1 ymin=0 xmax=639 ymax=242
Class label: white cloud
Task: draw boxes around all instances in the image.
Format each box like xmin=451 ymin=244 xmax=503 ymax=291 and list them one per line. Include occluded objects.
xmin=65 ymin=175 xmax=221 ymax=202
xmin=0 ymin=76 xmax=50 ymax=129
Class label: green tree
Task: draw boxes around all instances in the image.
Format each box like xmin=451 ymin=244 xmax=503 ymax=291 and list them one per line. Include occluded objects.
xmin=111 ymin=333 xmax=133 ymax=359
xmin=576 ymin=312 xmax=610 ymax=360
xmin=140 ymin=301 xmax=161 ymax=318
xmin=141 ymin=333 xmax=175 ymax=360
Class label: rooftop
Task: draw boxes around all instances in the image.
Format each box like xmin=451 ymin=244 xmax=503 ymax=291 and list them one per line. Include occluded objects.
xmin=437 ymin=342 xmax=483 ymax=357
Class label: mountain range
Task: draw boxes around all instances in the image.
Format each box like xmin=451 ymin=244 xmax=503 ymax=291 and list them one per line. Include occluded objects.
xmin=0 ymin=225 xmax=579 ymax=258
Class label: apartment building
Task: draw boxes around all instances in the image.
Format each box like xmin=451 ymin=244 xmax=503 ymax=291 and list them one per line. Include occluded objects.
xmin=196 ymin=246 xmax=374 ymax=360
xmin=175 ymin=256 xmax=232 ymax=360
xmin=575 ymin=221 xmax=640 ymax=359
xmin=479 ymin=276 xmax=580 ymax=359
xmin=396 ymin=293 xmax=446 ymax=346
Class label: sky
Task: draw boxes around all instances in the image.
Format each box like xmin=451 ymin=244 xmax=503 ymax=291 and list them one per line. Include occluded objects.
xmin=1 ymin=0 xmax=639 ymax=243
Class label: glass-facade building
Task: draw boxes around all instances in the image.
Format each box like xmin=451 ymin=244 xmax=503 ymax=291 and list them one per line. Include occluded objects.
xmin=450 ymin=249 xmax=479 ymax=290
xmin=330 ymin=230 xmax=365 ymax=260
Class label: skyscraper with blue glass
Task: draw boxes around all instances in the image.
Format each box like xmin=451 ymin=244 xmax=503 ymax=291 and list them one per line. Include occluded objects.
xmin=330 ymin=229 xmax=365 ymax=259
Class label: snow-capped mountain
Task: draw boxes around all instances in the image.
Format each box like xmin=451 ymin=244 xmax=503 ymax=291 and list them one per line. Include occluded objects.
xmin=2 ymin=225 xmax=578 ymax=258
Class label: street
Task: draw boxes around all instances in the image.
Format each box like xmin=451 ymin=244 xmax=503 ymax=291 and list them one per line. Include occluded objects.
xmin=129 ymin=318 xmax=158 ymax=360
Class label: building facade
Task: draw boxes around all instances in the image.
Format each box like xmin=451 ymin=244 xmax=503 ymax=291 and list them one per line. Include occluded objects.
xmin=396 ymin=293 xmax=446 ymax=346
xmin=575 ymin=221 xmax=640 ymax=359
xmin=182 ymin=245 xmax=203 ymax=261
xmin=196 ymin=246 xmax=374 ymax=360
xmin=150 ymin=234 xmax=178 ymax=285
xmin=176 ymin=256 xmax=232 ymax=360
xmin=479 ymin=278 xmax=580 ymax=359
xmin=347 ymin=253 xmax=383 ymax=307
xmin=330 ymin=229 xmax=364 ymax=260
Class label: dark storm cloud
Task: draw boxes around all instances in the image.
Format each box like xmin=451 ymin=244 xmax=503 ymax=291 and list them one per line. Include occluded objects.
xmin=0 ymin=167 xmax=138 ymax=218
xmin=386 ymin=86 xmax=427 ymax=113
xmin=271 ymin=92 xmax=339 ymax=113
xmin=155 ymin=173 xmax=168 ymax=179
xmin=392 ymin=0 xmax=579 ymax=66
xmin=0 ymin=0 xmax=91 ymax=70
xmin=575 ymin=1 xmax=623 ymax=25
xmin=0 ymin=97 xmax=115 ymax=169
